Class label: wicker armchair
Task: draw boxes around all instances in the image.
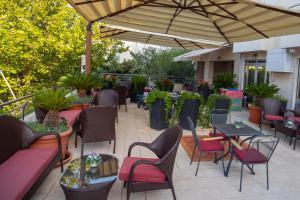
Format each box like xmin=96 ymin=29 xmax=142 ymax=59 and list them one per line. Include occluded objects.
xmin=119 ymin=126 xmax=182 ymax=200
xmin=77 ymin=106 xmax=117 ymax=155
xmin=260 ymin=98 xmax=285 ymax=131
xmin=94 ymin=89 xmax=119 ymax=122
xmin=113 ymin=85 xmax=128 ymax=111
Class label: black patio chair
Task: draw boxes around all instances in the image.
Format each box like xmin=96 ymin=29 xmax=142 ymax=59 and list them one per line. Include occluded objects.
xmin=230 ymin=135 xmax=279 ymax=191
xmin=209 ymin=109 xmax=230 ymax=138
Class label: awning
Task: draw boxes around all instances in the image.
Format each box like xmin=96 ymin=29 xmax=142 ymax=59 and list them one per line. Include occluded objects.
xmin=173 ymin=48 xmax=220 ymax=61
xmin=67 ymin=0 xmax=300 ymax=44
xmin=99 ymin=25 xmax=221 ymax=49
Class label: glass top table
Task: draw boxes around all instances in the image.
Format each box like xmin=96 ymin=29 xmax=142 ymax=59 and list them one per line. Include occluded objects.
xmin=214 ymin=124 xmax=263 ymax=137
xmin=60 ymin=154 xmax=118 ymax=200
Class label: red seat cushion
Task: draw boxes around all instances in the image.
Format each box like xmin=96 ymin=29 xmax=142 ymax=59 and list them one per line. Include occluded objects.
xmin=199 ymin=139 xmax=224 ymax=152
xmin=0 ymin=147 xmax=58 ymax=200
xmin=59 ymin=110 xmax=81 ymax=126
xmin=119 ymin=157 xmax=166 ymax=183
xmin=234 ymin=148 xmax=267 ymax=164
xmin=265 ymin=114 xmax=284 ymax=121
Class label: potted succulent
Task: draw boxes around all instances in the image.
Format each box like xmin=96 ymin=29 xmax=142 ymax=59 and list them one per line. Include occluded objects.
xmin=156 ymin=78 xmax=174 ymax=92
xmin=32 ymin=89 xmax=75 ymax=162
xmin=173 ymin=92 xmax=204 ymax=130
xmin=212 ymin=73 xmax=237 ymax=93
xmin=130 ymin=75 xmax=147 ymax=103
xmin=245 ymin=83 xmax=279 ymax=124
xmin=57 ymin=72 xmax=100 ymax=97
xmin=146 ymin=90 xmax=172 ymax=130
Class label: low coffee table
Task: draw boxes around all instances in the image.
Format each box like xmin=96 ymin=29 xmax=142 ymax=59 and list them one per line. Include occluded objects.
xmin=60 ymin=154 xmax=118 ymax=200
xmin=275 ymin=121 xmax=300 ymax=150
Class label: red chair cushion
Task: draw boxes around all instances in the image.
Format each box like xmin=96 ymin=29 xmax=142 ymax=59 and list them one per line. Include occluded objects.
xmin=209 ymin=132 xmax=226 ymax=137
xmin=119 ymin=157 xmax=166 ymax=183
xmin=288 ymin=116 xmax=300 ymax=124
xmin=265 ymin=114 xmax=284 ymax=121
xmin=234 ymin=148 xmax=267 ymax=164
xmin=0 ymin=147 xmax=58 ymax=200
xmin=199 ymin=139 xmax=224 ymax=152
xmin=59 ymin=110 xmax=81 ymax=126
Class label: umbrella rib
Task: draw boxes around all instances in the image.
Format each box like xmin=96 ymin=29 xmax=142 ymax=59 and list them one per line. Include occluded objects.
xmin=75 ymin=0 xmax=106 ymax=6
xmin=174 ymin=38 xmax=186 ymax=49
xmin=206 ymin=0 xmax=269 ymax=38
xmin=135 ymin=0 xmax=178 ymax=8
xmin=166 ymin=0 xmax=184 ymax=34
xmin=190 ymin=41 xmax=204 ymax=49
xmin=100 ymin=30 xmax=128 ymax=38
xmin=92 ymin=0 xmax=158 ymax=22
xmin=146 ymin=34 xmax=152 ymax=44
xmin=213 ymin=21 xmax=231 ymax=44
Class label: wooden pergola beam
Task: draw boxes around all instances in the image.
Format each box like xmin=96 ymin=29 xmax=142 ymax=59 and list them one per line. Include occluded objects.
xmin=85 ymin=22 xmax=93 ymax=75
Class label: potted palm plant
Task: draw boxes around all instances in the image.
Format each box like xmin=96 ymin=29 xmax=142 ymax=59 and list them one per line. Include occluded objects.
xmin=32 ymin=89 xmax=75 ymax=162
xmin=212 ymin=73 xmax=238 ymax=93
xmin=245 ymin=83 xmax=279 ymax=123
xmin=57 ymin=73 xmax=100 ymax=97
xmin=146 ymin=90 xmax=172 ymax=130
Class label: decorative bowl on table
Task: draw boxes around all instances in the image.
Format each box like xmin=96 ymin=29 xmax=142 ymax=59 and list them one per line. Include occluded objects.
xmin=234 ymin=120 xmax=245 ymax=129
xmin=286 ymin=120 xmax=294 ymax=128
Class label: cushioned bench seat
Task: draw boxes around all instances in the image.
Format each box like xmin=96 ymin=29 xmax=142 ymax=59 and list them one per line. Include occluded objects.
xmin=0 ymin=147 xmax=58 ymax=200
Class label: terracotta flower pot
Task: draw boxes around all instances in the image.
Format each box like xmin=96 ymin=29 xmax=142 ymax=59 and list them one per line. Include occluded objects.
xmin=248 ymin=105 xmax=261 ymax=124
xmin=30 ymin=126 xmax=73 ymax=159
xmin=78 ymin=89 xmax=86 ymax=98
xmin=67 ymin=103 xmax=89 ymax=111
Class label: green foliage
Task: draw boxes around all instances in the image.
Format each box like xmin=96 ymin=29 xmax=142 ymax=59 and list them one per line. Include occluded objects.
xmin=171 ymin=92 xmax=204 ymax=124
xmin=26 ymin=121 xmax=68 ymax=134
xmin=57 ymin=73 xmax=101 ymax=90
xmin=156 ymin=79 xmax=174 ymax=92
xmin=101 ymin=74 xmax=118 ymax=88
xmin=131 ymin=75 xmax=147 ymax=95
xmin=245 ymin=83 xmax=279 ymax=106
xmin=198 ymin=105 xmax=211 ymax=128
xmin=33 ymin=89 xmax=75 ymax=111
xmin=129 ymin=48 xmax=194 ymax=81
xmin=0 ymin=0 xmax=126 ymax=102
xmin=146 ymin=89 xmax=172 ymax=120
xmin=207 ymin=94 xmax=232 ymax=110
xmin=212 ymin=73 xmax=237 ymax=92
xmin=273 ymin=94 xmax=288 ymax=104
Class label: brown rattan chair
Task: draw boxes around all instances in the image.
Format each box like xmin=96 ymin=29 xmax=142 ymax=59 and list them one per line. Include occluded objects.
xmin=94 ymin=89 xmax=119 ymax=122
xmin=77 ymin=106 xmax=117 ymax=155
xmin=119 ymin=126 xmax=182 ymax=200
xmin=260 ymin=98 xmax=285 ymax=131
xmin=113 ymin=85 xmax=128 ymax=112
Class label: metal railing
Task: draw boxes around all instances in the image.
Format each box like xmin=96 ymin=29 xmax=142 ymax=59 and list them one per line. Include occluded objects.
xmin=101 ymin=73 xmax=185 ymax=83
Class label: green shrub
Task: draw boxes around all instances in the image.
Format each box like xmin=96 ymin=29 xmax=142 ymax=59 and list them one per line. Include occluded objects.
xmin=156 ymin=79 xmax=174 ymax=92
xmin=146 ymin=89 xmax=172 ymax=120
xmin=57 ymin=73 xmax=101 ymax=90
xmin=212 ymin=73 xmax=237 ymax=92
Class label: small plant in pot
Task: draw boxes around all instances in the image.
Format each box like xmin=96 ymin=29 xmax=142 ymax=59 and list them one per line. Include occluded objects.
xmin=212 ymin=73 xmax=237 ymax=93
xmin=146 ymin=89 xmax=172 ymax=130
xmin=57 ymin=73 xmax=100 ymax=97
xmin=197 ymin=80 xmax=210 ymax=100
xmin=130 ymin=75 xmax=147 ymax=103
xmin=156 ymin=78 xmax=174 ymax=92
xmin=101 ymin=74 xmax=118 ymax=89
xmin=32 ymin=89 xmax=75 ymax=162
xmin=245 ymin=83 xmax=279 ymax=124
xmin=172 ymin=92 xmax=204 ymax=130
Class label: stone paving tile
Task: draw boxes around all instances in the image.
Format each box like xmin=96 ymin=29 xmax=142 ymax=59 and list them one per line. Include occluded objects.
xmin=32 ymin=104 xmax=300 ymax=200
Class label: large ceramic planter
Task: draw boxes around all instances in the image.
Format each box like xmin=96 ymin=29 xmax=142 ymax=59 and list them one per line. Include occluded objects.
xmin=150 ymin=99 xmax=169 ymax=131
xmin=197 ymin=86 xmax=210 ymax=100
xmin=179 ymin=99 xmax=200 ymax=130
xmin=30 ymin=126 xmax=73 ymax=161
xmin=248 ymin=105 xmax=261 ymax=124
xmin=67 ymin=103 xmax=89 ymax=111
xmin=34 ymin=107 xmax=48 ymax=123
xmin=215 ymin=99 xmax=230 ymax=110
xmin=78 ymin=89 xmax=86 ymax=98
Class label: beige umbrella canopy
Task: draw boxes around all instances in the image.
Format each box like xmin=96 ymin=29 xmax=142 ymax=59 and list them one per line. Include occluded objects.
xmin=67 ymin=0 xmax=300 ymax=44
xmin=99 ymin=25 xmax=222 ymax=49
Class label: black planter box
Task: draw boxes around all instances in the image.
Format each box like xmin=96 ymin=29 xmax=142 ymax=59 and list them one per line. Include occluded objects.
xmin=215 ymin=99 xmax=230 ymax=110
xmin=150 ymin=99 xmax=169 ymax=131
xmin=34 ymin=107 xmax=48 ymax=123
xmin=197 ymin=86 xmax=210 ymax=101
xmin=179 ymin=99 xmax=200 ymax=130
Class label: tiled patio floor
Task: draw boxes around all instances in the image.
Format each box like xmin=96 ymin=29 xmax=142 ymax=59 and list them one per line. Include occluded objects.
xmin=32 ymin=103 xmax=300 ymax=200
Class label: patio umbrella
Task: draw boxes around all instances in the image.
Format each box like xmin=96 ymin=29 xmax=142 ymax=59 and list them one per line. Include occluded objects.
xmin=67 ymin=0 xmax=300 ymax=45
xmin=99 ymin=25 xmax=222 ymax=49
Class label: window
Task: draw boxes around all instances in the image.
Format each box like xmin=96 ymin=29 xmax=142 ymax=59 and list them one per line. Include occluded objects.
xmin=244 ymin=60 xmax=269 ymax=87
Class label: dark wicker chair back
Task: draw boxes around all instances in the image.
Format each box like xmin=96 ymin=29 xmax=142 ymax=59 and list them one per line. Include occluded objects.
xmin=79 ymin=106 xmax=117 ymax=155
xmin=113 ymin=85 xmax=128 ymax=109
xmin=261 ymin=98 xmax=284 ymax=116
xmin=94 ymin=89 xmax=118 ymax=107
xmin=0 ymin=115 xmax=39 ymax=164
xmin=211 ymin=109 xmax=230 ymax=125
xmin=294 ymin=103 xmax=300 ymax=117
